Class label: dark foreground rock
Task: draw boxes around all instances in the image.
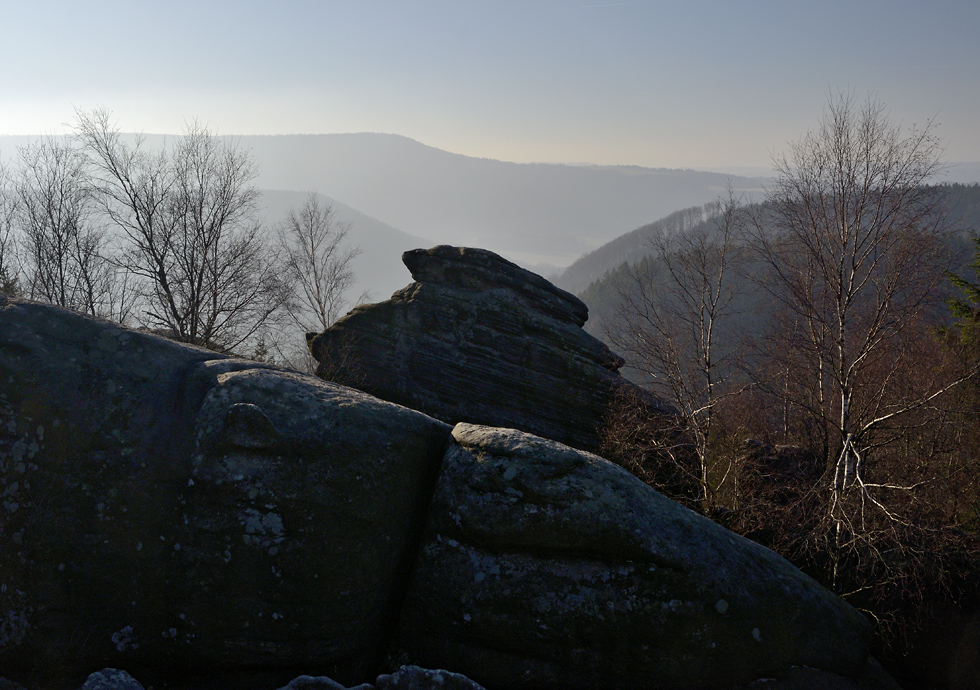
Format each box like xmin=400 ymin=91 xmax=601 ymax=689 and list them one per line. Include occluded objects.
xmin=737 ymin=657 xmax=902 ymax=689
xmin=308 ymin=245 xmax=669 ymax=453
xmin=395 ymin=423 xmax=872 ymax=690
xmin=0 ymin=296 xmax=450 ymax=687
xmin=373 ymin=665 xmax=486 ymax=690
xmin=3 ymin=660 xmax=900 ymax=690
xmin=79 ymin=669 xmax=145 ymax=690
xmin=276 ymin=673 xmax=366 ymax=690
xmin=2 ymin=296 xmax=881 ymax=690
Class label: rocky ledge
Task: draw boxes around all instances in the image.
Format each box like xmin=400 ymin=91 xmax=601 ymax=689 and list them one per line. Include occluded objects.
xmin=1 ymin=295 xmax=886 ymax=689
xmin=308 ymin=245 xmax=670 ymax=453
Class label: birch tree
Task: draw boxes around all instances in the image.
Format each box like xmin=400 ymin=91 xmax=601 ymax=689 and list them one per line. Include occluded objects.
xmin=273 ymin=192 xmax=361 ymax=371
xmin=750 ymin=93 xmax=974 ymax=586
xmin=607 ymin=192 xmax=750 ymax=508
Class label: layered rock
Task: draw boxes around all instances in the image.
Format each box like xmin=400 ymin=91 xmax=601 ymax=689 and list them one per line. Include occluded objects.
xmin=0 ymin=296 xmax=450 ymax=687
xmin=308 ymin=246 xmax=668 ymax=453
xmin=1 ymin=296 xmax=879 ymax=690
xmin=394 ymin=423 xmax=872 ymax=690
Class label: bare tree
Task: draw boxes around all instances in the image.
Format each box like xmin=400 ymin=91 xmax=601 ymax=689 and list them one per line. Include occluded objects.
xmin=0 ymin=159 xmax=18 ymax=295
xmin=748 ymin=92 xmax=976 ymax=588
xmin=75 ymin=109 xmax=287 ymax=352
xmin=606 ymin=192 xmax=750 ymax=508
xmin=281 ymin=193 xmax=360 ymax=330
xmin=272 ymin=192 xmax=362 ymax=371
xmin=14 ymin=136 xmax=127 ymax=318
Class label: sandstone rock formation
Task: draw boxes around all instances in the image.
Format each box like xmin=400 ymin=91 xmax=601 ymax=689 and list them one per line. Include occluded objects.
xmin=308 ymin=245 xmax=669 ymax=453
xmin=273 ymin=665 xmax=485 ymax=690
xmin=0 ymin=296 xmax=450 ymax=687
xmin=395 ymin=423 xmax=872 ymax=689
xmin=79 ymin=669 xmax=145 ymax=690
xmin=371 ymin=665 xmax=487 ymax=690
xmin=1 ymin=296 xmax=878 ymax=690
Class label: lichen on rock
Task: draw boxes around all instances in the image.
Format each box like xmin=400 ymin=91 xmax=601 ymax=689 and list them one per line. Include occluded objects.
xmin=394 ymin=423 xmax=872 ymax=690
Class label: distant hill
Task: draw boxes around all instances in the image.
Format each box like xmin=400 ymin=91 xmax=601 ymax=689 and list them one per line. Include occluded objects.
xmin=577 ymin=183 xmax=980 ymax=341
xmin=1 ymin=132 xmax=764 ymax=269
xmin=555 ymin=204 xmax=715 ymax=296
xmin=944 ymin=183 xmax=980 ymax=233
xmin=238 ymin=133 xmax=771 ymax=268
xmin=7 ymin=131 xmax=979 ymax=285
xmin=562 ymin=183 xmax=980 ymax=299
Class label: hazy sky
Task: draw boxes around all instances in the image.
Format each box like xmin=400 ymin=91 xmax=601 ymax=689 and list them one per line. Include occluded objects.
xmin=2 ymin=0 xmax=978 ymax=169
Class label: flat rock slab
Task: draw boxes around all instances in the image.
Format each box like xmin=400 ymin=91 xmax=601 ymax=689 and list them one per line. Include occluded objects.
xmin=395 ymin=423 xmax=872 ymax=690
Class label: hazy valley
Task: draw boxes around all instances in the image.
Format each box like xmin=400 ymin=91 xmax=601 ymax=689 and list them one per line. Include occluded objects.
xmin=4 ymin=115 xmax=980 ymax=690
xmin=4 ymin=131 xmax=979 ymax=305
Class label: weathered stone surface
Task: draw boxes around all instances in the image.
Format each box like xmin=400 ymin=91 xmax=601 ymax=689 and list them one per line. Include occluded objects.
xmin=309 ymin=245 xmax=668 ymax=453
xmin=0 ymin=297 xmax=450 ymax=688
xmin=274 ymin=666 xmax=485 ymax=690
xmin=1 ymin=296 xmax=886 ymax=690
xmin=374 ymin=665 xmax=486 ymax=690
xmin=276 ymin=675 xmax=348 ymax=690
xmin=735 ymin=657 xmax=903 ymax=689
xmin=401 ymin=247 xmax=588 ymax=327
xmin=394 ymin=423 xmax=872 ymax=690
xmin=79 ymin=669 xmax=146 ymax=690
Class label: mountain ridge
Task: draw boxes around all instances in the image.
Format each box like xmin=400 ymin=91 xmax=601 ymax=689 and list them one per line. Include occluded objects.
xmin=237 ymin=132 xmax=771 ymax=268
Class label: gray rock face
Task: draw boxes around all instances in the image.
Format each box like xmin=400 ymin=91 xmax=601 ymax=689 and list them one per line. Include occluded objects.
xmin=374 ymin=665 xmax=486 ymax=690
xmin=79 ymin=669 xmax=146 ymax=690
xmin=738 ymin=658 xmax=903 ymax=690
xmin=402 ymin=246 xmax=588 ymax=327
xmin=394 ymin=423 xmax=872 ymax=690
xmin=0 ymin=296 xmax=450 ymax=687
xmin=276 ymin=675 xmax=349 ymax=690
xmin=1 ymin=296 xmax=880 ymax=690
xmin=308 ymin=245 xmax=666 ymax=453
xmin=275 ymin=666 xmax=485 ymax=690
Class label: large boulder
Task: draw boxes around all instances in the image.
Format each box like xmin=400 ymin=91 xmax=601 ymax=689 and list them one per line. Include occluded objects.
xmin=394 ymin=423 xmax=873 ymax=690
xmin=373 ymin=665 xmax=487 ymax=690
xmin=78 ymin=669 xmax=145 ymax=690
xmin=0 ymin=297 xmax=450 ymax=688
xmin=308 ymin=245 xmax=669 ymax=453
xmin=1 ymin=296 xmax=883 ymax=690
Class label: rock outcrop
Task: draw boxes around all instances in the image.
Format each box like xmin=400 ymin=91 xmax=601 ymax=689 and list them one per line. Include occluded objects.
xmin=272 ymin=665 xmax=485 ymax=690
xmin=394 ymin=423 xmax=872 ymax=689
xmin=371 ymin=665 xmax=487 ymax=690
xmin=308 ymin=246 xmax=668 ymax=453
xmin=78 ymin=669 xmax=145 ymax=690
xmin=1 ymin=296 xmax=878 ymax=690
xmin=0 ymin=296 xmax=450 ymax=687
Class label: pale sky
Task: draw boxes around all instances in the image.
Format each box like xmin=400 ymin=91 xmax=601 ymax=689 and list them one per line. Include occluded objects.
xmin=2 ymin=0 xmax=978 ymax=169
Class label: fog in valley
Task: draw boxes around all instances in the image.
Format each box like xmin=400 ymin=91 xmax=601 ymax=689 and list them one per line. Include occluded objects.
xmin=3 ymin=130 xmax=979 ymax=304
